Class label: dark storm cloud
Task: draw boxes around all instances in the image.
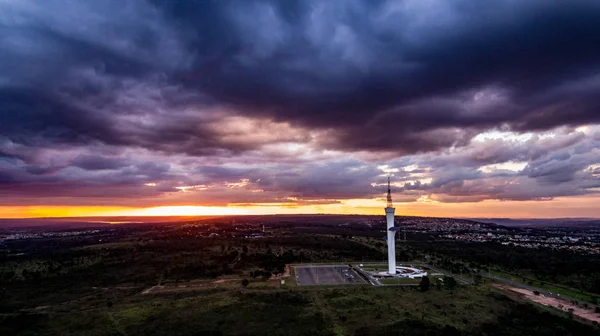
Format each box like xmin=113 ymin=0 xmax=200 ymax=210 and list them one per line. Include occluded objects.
xmin=71 ymin=155 xmax=130 ymax=171
xmin=0 ymin=89 xmax=119 ymax=146
xmin=256 ymin=161 xmax=383 ymax=199
xmin=522 ymin=149 xmax=599 ymax=185
xmin=157 ymin=0 xmax=600 ymax=153
xmin=0 ymin=149 xmax=184 ymax=205
xmin=3 ymin=0 xmax=600 ymax=156
xmin=2 ymin=0 xmax=600 ymax=207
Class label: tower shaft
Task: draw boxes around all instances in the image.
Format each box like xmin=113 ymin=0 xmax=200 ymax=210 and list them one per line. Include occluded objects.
xmin=386 ymin=207 xmax=396 ymax=274
xmin=385 ymin=176 xmax=396 ymax=275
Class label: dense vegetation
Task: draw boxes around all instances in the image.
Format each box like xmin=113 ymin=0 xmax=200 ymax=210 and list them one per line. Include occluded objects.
xmin=1 ymin=221 xmax=599 ymax=335
xmin=0 ymin=226 xmax=384 ymax=312
xmin=411 ymin=241 xmax=600 ymax=297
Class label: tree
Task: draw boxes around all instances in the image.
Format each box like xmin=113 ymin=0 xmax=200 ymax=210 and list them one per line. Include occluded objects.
xmin=1 ymin=270 xmax=14 ymax=281
xmin=442 ymin=325 xmax=460 ymax=336
xmin=241 ymin=278 xmax=249 ymax=287
xmin=444 ymin=276 xmax=457 ymax=290
xmin=419 ymin=276 xmax=430 ymax=292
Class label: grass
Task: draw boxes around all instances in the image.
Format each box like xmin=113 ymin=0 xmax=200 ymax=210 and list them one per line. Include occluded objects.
xmin=379 ymin=278 xmax=421 ymax=285
xmin=539 ymin=284 xmax=593 ymax=302
xmin=2 ymin=284 xmax=599 ymax=335
xmin=246 ymin=280 xmax=281 ymax=288
xmin=2 ymin=230 xmax=598 ymax=335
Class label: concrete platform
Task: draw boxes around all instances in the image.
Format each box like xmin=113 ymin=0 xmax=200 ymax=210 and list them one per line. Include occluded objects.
xmin=294 ymin=265 xmax=367 ymax=286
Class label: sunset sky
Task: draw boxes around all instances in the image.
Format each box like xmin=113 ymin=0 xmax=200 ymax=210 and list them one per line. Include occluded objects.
xmin=1 ymin=0 xmax=600 ymax=219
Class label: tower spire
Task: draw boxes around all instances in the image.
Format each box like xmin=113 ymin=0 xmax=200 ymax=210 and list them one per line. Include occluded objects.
xmin=386 ymin=176 xmax=393 ymax=208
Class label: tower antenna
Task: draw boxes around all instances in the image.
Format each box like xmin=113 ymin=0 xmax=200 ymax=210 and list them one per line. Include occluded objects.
xmin=386 ymin=176 xmax=393 ymax=208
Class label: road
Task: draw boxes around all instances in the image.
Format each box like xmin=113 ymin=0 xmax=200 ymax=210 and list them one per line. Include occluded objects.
xmin=350 ymin=265 xmax=381 ymax=286
xmin=481 ymin=273 xmax=561 ymax=299
xmin=494 ymin=284 xmax=600 ymax=324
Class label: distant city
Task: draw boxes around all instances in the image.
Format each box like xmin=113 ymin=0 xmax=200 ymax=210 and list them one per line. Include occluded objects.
xmin=2 ymin=216 xmax=599 ymax=255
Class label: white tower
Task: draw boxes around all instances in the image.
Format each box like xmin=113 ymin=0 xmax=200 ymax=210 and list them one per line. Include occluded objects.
xmin=385 ymin=177 xmax=397 ymax=275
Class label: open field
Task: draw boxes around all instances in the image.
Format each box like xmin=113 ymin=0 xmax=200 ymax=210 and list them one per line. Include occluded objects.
xmin=2 ymin=216 xmax=600 ymax=335
xmin=2 ymin=285 xmax=599 ymax=336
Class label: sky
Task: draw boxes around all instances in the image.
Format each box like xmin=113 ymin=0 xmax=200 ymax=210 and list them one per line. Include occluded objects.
xmin=1 ymin=0 xmax=600 ymax=219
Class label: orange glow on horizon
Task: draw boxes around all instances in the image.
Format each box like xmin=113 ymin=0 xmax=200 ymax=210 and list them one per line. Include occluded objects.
xmin=107 ymin=206 xmax=249 ymax=217
xmin=0 ymin=206 xmax=133 ymax=218
xmin=0 ymin=195 xmax=599 ymax=219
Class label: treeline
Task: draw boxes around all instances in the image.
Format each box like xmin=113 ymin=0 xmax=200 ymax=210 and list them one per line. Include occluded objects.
xmin=411 ymin=241 xmax=600 ymax=295
xmin=1 ymin=230 xmax=385 ymax=286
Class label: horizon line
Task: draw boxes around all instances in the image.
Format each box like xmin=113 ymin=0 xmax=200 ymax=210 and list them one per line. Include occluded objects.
xmin=1 ymin=214 xmax=599 ymax=221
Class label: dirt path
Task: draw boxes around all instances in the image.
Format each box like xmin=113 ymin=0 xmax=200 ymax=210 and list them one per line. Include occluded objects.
xmin=494 ymin=284 xmax=600 ymax=323
xmin=140 ymin=285 xmax=164 ymax=295
xmin=141 ymin=278 xmax=236 ymax=295
xmin=213 ymin=279 xmax=237 ymax=284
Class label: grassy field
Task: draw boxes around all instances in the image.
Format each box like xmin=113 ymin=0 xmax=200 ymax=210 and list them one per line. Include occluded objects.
xmin=2 ymin=224 xmax=599 ymax=335
xmin=379 ymin=278 xmax=421 ymax=285
xmin=359 ymin=264 xmax=388 ymax=271
xmin=2 ymin=285 xmax=598 ymax=335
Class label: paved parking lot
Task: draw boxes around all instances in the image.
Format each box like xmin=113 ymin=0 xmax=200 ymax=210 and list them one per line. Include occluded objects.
xmin=295 ymin=266 xmax=367 ymax=286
